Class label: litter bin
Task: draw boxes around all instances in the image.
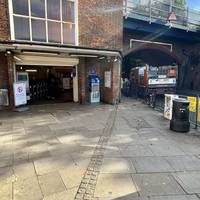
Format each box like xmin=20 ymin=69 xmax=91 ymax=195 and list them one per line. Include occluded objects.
xmin=170 ymin=98 xmax=190 ymax=132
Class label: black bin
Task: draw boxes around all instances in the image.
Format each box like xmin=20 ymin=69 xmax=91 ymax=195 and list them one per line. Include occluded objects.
xmin=170 ymin=98 xmax=190 ymax=132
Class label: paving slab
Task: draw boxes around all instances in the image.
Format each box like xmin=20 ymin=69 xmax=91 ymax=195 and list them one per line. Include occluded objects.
xmin=120 ymin=144 xmax=154 ymax=157
xmin=165 ymin=156 xmax=200 ymax=171
xmin=94 ymin=173 xmax=138 ymax=199
xmin=173 ymin=172 xmax=200 ymax=194
xmin=131 ymin=156 xmax=174 ymax=173
xmin=108 ymin=195 xmax=200 ymax=200
xmin=150 ymin=195 xmax=199 ymax=200
xmin=0 ymin=154 xmax=12 ymax=168
xmin=103 ymin=146 xmax=122 ymax=158
xmin=13 ymin=151 xmax=29 ymax=164
xmin=149 ymin=143 xmax=185 ymax=156
xmin=42 ymin=189 xmax=78 ymax=200
xmin=14 ymin=176 xmax=43 ymax=200
xmin=59 ymin=163 xmax=85 ymax=189
xmin=0 ymin=183 xmax=12 ymax=200
xmin=0 ymin=166 xmax=14 ymax=184
xmin=179 ymin=143 xmax=200 ymax=155
xmin=101 ymin=158 xmax=135 ymax=173
xmin=38 ymin=171 xmax=66 ymax=197
xmin=33 ymin=157 xmax=58 ymax=175
xmin=132 ymin=173 xmax=185 ymax=196
xmin=14 ymin=162 xmax=36 ymax=181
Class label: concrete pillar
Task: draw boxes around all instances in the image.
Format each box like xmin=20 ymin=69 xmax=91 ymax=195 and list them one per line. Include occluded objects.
xmin=112 ymin=59 xmax=121 ymax=104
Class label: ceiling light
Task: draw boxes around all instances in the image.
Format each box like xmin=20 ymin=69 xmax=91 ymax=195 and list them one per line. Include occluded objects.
xmin=6 ymin=50 xmax=11 ymax=55
xmin=70 ymin=54 xmax=98 ymax=58
xmin=22 ymin=51 xmax=59 ymax=56
xmin=25 ymin=69 xmax=37 ymax=72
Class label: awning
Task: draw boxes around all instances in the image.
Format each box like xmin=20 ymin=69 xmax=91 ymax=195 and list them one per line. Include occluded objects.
xmin=14 ymin=53 xmax=79 ymax=66
xmin=0 ymin=41 xmax=122 ymax=58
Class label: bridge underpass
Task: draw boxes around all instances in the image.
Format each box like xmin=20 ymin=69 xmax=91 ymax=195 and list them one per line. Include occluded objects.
xmin=123 ymin=46 xmax=179 ymax=78
xmin=122 ymin=44 xmax=180 ymax=110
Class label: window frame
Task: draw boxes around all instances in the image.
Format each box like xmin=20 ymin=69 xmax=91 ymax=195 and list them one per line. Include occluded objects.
xmin=8 ymin=0 xmax=78 ymax=45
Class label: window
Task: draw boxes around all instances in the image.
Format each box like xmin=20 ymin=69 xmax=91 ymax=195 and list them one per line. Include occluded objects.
xmin=32 ymin=19 xmax=46 ymax=42
xmin=48 ymin=21 xmax=61 ymax=43
xmin=14 ymin=17 xmax=30 ymax=40
xmin=31 ymin=0 xmax=45 ymax=18
xmin=10 ymin=0 xmax=77 ymax=45
xmin=47 ymin=0 xmax=60 ymax=20
xmin=63 ymin=0 xmax=75 ymax=22
xmin=63 ymin=23 xmax=75 ymax=44
xmin=13 ymin=0 xmax=29 ymax=15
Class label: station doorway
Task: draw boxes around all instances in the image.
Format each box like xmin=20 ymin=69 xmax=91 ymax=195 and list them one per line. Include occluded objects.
xmin=16 ymin=65 xmax=75 ymax=104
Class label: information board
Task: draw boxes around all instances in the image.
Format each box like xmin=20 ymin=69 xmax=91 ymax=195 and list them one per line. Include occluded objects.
xmin=104 ymin=71 xmax=111 ymax=88
xmin=13 ymin=82 xmax=27 ymax=106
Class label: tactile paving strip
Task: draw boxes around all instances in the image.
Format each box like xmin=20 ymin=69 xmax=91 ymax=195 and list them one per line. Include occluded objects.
xmin=74 ymin=105 xmax=118 ymax=200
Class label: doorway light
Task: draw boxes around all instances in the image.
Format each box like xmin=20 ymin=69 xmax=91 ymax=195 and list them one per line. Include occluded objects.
xmin=14 ymin=56 xmax=22 ymax=61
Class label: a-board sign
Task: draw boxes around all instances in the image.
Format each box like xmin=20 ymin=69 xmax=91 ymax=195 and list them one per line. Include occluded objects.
xmin=13 ymin=82 xmax=27 ymax=106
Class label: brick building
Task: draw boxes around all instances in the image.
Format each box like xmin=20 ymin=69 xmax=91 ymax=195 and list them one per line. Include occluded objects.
xmin=0 ymin=0 xmax=123 ymax=109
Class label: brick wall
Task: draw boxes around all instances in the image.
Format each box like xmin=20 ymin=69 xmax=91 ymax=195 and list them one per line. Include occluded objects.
xmin=78 ymin=0 xmax=123 ymax=51
xmin=78 ymin=57 xmax=121 ymax=104
xmin=0 ymin=53 xmax=9 ymax=110
xmin=0 ymin=53 xmax=9 ymax=89
xmin=0 ymin=0 xmax=10 ymax=41
xmin=0 ymin=0 xmax=123 ymax=49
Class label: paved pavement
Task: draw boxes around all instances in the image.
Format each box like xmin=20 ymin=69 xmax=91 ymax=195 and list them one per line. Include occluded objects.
xmin=0 ymin=99 xmax=200 ymax=200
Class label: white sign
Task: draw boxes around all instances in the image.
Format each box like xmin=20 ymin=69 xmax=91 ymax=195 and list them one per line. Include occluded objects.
xmin=164 ymin=94 xmax=179 ymax=120
xmin=104 ymin=71 xmax=111 ymax=88
xmin=13 ymin=82 xmax=27 ymax=106
xmin=148 ymin=78 xmax=176 ymax=85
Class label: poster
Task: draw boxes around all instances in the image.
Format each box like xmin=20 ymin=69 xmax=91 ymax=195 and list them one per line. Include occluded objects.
xmin=104 ymin=71 xmax=111 ymax=88
xmin=63 ymin=78 xmax=71 ymax=89
xmin=13 ymin=82 xmax=27 ymax=106
xmin=198 ymin=99 xmax=200 ymax=122
xmin=187 ymin=96 xmax=196 ymax=112
xmin=0 ymin=89 xmax=9 ymax=106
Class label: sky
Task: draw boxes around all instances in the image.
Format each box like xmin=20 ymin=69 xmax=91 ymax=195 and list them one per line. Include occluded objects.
xmin=187 ymin=0 xmax=200 ymax=10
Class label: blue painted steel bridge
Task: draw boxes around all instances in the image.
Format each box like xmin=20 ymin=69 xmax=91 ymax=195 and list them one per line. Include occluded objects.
xmin=123 ymin=0 xmax=200 ymax=42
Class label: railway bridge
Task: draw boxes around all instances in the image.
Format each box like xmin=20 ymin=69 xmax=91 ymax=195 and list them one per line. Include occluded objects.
xmin=123 ymin=0 xmax=200 ymax=91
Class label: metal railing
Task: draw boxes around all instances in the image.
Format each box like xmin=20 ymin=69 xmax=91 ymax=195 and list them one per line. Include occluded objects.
xmin=124 ymin=0 xmax=200 ymax=32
